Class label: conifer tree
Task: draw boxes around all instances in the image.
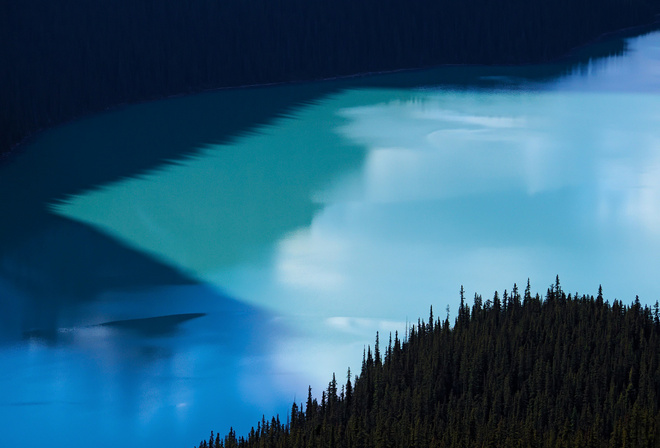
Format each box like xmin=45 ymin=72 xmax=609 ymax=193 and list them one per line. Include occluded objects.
xmin=197 ymin=281 xmax=660 ymax=448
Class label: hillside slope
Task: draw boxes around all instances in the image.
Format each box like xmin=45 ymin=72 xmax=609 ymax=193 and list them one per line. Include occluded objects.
xmin=200 ymin=280 xmax=660 ymax=447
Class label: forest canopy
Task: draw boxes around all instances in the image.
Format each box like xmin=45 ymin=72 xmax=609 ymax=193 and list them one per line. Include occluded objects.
xmin=2 ymin=0 xmax=660 ymax=159
xmin=198 ymin=279 xmax=660 ymax=448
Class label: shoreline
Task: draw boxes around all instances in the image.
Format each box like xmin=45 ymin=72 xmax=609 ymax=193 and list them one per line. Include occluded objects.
xmin=3 ymin=18 xmax=659 ymax=165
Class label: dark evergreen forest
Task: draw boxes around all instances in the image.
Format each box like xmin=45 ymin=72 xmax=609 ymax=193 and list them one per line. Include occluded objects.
xmin=198 ymin=279 xmax=660 ymax=448
xmin=2 ymin=0 xmax=660 ymax=159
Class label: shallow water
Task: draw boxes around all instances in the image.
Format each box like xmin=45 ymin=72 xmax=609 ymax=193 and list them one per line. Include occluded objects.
xmin=1 ymin=29 xmax=660 ymax=448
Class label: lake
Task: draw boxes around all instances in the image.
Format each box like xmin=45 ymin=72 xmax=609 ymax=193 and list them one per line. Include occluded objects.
xmin=1 ymin=27 xmax=659 ymax=448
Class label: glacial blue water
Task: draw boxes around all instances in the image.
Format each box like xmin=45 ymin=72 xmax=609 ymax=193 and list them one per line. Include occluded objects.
xmin=1 ymin=29 xmax=659 ymax=448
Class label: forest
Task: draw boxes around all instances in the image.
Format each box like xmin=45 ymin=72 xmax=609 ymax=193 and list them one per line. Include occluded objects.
xmin=197 ymin=279 xmax=660 ymax=448
xmin=2 ymin=0 xmax=660 ymax=160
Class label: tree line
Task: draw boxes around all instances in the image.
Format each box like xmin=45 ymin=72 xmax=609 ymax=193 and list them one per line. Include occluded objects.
xmin=2 ymin=0 xmax=659 ymax=159
xmin=198 ymin=278 xmax=660 ymax=447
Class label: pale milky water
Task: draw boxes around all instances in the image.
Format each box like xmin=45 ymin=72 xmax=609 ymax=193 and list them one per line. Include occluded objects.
xmin=1 ymin=29 xmax=659 ymax=448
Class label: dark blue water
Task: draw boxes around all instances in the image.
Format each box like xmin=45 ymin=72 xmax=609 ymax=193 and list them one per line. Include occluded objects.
xmin=1 ymin=29 xmax=660 ymax=448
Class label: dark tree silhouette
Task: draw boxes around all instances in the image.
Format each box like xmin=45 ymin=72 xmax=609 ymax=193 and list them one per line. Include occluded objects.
xmin=199 ymin=280 xmax=660 ymax=447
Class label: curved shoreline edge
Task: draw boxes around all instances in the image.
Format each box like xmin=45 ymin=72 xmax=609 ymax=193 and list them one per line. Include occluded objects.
xmin=2 ymin=16 xmax=660 ymax=165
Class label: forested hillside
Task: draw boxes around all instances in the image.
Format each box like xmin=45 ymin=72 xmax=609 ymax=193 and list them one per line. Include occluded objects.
xmin=2 ymin=0 xmax=660 ymax=159
xmin=198 ymin=279 xmax=660 ymax=448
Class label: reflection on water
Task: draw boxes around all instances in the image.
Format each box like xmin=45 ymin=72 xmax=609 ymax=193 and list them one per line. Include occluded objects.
xmin=556 ymin=30 xmax=660 ymax=92
xmin=2 ymin=29 xmax=660 ymax=448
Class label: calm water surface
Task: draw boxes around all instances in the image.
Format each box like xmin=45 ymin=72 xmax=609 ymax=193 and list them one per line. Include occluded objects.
xmin=1 ymin=29 xmax=660 ymax=448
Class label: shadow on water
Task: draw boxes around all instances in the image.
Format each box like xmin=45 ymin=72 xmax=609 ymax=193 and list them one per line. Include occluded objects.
xmin=0 ymin=214 xmax=281 ymax=354
xmin=0 ymin=24 xmax=650 ymax=343
xmin=0 ymin=83 xmax=340 ymax=342
xmin=0 ymin=213 xmax=223 ymax=342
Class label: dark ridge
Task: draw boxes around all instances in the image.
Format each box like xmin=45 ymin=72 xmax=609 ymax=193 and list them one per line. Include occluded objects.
xmin=199 ymin=280 xmax=660 ymax=447
xmin=2 ymin=0 xmax=659 ymax=161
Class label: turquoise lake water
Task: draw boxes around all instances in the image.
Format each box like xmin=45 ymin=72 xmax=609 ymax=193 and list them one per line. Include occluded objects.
xmin=1 ymin=28 xmax=659 ymax=448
